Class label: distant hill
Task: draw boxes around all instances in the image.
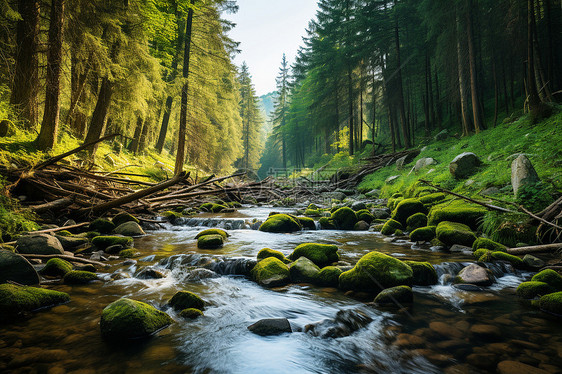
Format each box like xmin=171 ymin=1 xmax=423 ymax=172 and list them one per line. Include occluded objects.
xmin=259 ymin=91 xmax=277 ymax=119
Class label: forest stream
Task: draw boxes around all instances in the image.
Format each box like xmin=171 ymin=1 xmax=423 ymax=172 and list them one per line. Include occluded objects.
xmin=1 ymin=206 xmax=561 ymax=374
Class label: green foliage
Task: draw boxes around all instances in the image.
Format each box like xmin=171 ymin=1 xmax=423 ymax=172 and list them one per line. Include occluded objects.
xmin=516 ymin=181 xmax=554 ymax=212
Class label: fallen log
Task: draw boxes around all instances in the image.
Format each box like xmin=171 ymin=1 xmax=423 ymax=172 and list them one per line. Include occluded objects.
xmin=507 ymin=243 xmax=562 ymax=255
xmin=26 ymin=222 xmax=89 ymax=234
xmin=147 ymin=172 xmax=244 ymax=202
xmin=19 ymin=253 xmax=107 ymax=267
xmin=27 ymin=197 xmax=74 ymax=214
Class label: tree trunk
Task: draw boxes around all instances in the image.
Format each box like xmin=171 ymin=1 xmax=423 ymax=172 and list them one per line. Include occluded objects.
xmin=129 ymin=115 xmax=143 ymax=153
xmin=465 ymin=0 xmax=483 ymax=133
xmin=394 ymin=22 xmax=410 ymax=148
xmin=138 ymin=115 xmax=150 ymax=154
xmin=434 ymin=71 xmax=442 ymax=128
xmin=84 ymin=77 xmax=114 ymax=155
xmin=11 ymin=0 xmax=40 ymax=129
xmin=457 ymin=12 xmax=471 ymax=137
xmin=36 ymin=0 xmax=65 ymax=150
xmin=527 ymin=0 xmax=541 ymax=113
xmin=156 ymin=96 xmax=172 ymax=153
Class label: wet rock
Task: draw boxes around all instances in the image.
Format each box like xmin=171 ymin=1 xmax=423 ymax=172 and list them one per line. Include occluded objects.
xmin=197 ymin=234 xmax=224 ymax=250
xmin=539 ymin=291 xmax=562 ymax=316
xmin=330 ymin=207 xmax=358 ymax=230
xmin=436 ymin=221 xmax=477 ymax=247
xmin=16 ymin=234 xmax=64 ymax=255
xmin=404 ymin=261 xmax=438 ymax=286
xmin=410 ymin=226 xmax=436 ymax=242
xmin=453 ymin=284 xmax=484 ymax=292
xmin=251 ymin=257 xmax=290 ymax=287
xmin=0 ymin=250 xmax=39 ymax=285
xmin=406 ymin=212 xmax=427 ymax=232
xmin=305 ymin=309 xmax=372 ymax=338
xmin=195 ymin=228 xmax=229 ymax=239
xmin=531 ymin=269 xmax=562 ymax=290
xmin=450 ymin=152 xmax=481 ymax=179
xmin=391 ymin=199 xmax=426 ymax=226
xmin=248 ymin=318 xmax=292 ymax=336
xmin=168 ymin=290 xmax=205 ymax=311
xmin=297 ymin=216 xmax=316 ymax=230
xmin=89 ymin=218 xmax=115 ymax=234
xmin=114 ymin=222 xmax=146 ymax=237
xmin=257 ymin=248 xmax=289 ymax=263
xmin=470 ymin=324 xmax=502 ymax=340
xmin=179 ymin=308 xmax=203 ymax=319
xmin=472 ymin=237 xmax=508 ymax=252
xmin=381 ymin=219 xmax=403 ymax=236
xmin=258 ymin=214 xmax=301 ymax=233
xmin=39 ymin=258 xmax=72 ymax=278
xmin=0 ymin=284 xmax=70 ymax=316
xmin=372 ymin=208 xmax=390 ymax=220
xmin=92 ymin=236 xmax=133 ymax=250
xmin=353 ymin=220 xmax=370 ymax=231
xmin=449 ymin=244 xmax=472 ymax=253
xmin=429 ymin=321 xmax=463 ymax=339
xmin=454 ymin=264 xmax=494 ymax=287
xmin=136 ymin=267 xmax=166 ymax=280
xmin=467 ymin=353 xmax=499 ymax=370
xmin=112 ymin=212 xmax=139 ymax=227
xmin=522 ymin=255 xmax=545 ymax=270
xmin=351 ymin=201 xmax=366 ymax=211
xmin=374 ymin=285 xmax=413 ymax=305
xmin=511 ymin=154 xmax=540 ymax=196
xmin=54 ymin=235 xmax=89 ymax=251
xmin=394 ymin=333 xmax=425 ymax=348
xmin=289 ymin=257 xmax=320 ymax=283
xmin=100 ymin=298 xmax=173 ymax=340
xmin=63 ymin=270 xmax=98 ymax=285
xmin=315 ymin=266 xmax=342 ymax=287
xmin=497 ymin=360 xmax=549 ymax=374
xmin=288 ymin=243 xmax=339 ymax=267
xmin=104 ymin=244 xmax=124 ymax=254
xmin=185 ymin=268 xmax=218 ymax=281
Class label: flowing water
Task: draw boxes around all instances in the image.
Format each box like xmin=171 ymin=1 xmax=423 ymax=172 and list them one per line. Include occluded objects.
xmin=1 ymin=206 xmax=562 ymax=373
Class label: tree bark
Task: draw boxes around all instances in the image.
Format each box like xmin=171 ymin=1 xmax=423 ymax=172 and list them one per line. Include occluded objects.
xmin=465 ymin=0 xmax=483 ymax=133
xmin=527 ymin=0 xmax=541 ymax=112
xmin=129 ymin=115 xmax=143 ymax=153
xmin=394 ymin=21 xmax=410 ymax=148
xmin=456 ymin=11 xmax=471 ymax=137
xmin=83 ymin=77 xmax=114 ymax=155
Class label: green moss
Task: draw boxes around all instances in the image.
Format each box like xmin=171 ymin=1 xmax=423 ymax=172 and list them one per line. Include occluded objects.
xmin=409 ymin=226 xmax=436 ymax=242
xmin=315 ymin=266 xmax=342 ymax=287
xmin=387 ymin=196 xmax=404 ymax=211
xmin=0 ymin=284 xmax=70 ymax=315
xmin=532 ymin=269 xmax=562 ymax=290
xmin=491 ymin=251 xmax=524 ymax=268
xmin=374 ymin=285 xmax=413 ymax=305
xmin=516 ymin=281 xmax=555 ymax=299
xmin=473 ymin=248 xmax=491 ymax=260
xmin=168 ymin=291 xmax=205 ymax=311
xmin=259 ymin=214 xmax=302 ymax=233
xmin=406 ymin=212 xmax=428 ymax=232
xmin=56 ymin=230 xmax=72 ymax=237
xmin=427 ymin=201 xmax=486 ymax=230
xmin=372 ymin=223 xmax=385 ymax=231
xmin=195 ymin=228 xmax=229 ymax=239
xmin=308 ymin=203 xmax=319 ymax=210
xmin=210 ymin=204 xmax=228 ymax=213
xmin=319 ymin=217 xmax=337 ymax=230
xmin=304 ymin=209 xmax=322 ymax=217
xmin=89 ymin=218 xmax=115 ymax=234
xmin=339 ymin=251 xmax=413 ymax=292
xmin=162 ymin=211 xmax=182 ymax=221
xmin=288 ymin=243 xmax=339 ymax=267
xmin=418 ymin=193 xmax=446 ymax=206
xmin=197 ymin=235 xmax=224 ymax=249
xmin=100 ymin=298 xmax=174 ymax=340
xmin=257 ymin=248 xmax=289 ymax=263
xmin=112 ymin=212 xmax=139 ymax=227
xmin=404 ymin=261 xmax=438 ymax=286
xmin=250 ymin=257 xmax=290 ymax=287
xmin=539 ymin=291 xmax=562 ymax=316
xmin=391 ymin=198 xmax=426 ymax=226
xmin=39 ymin=258 xmax=72 ymax=277
xmin=63 ymin=270 xmax=97 ymax=285
xmin=436 ymin=221 xmax=477 ymax=247
xmin=472 ymin=238 xmax=508 ymax=252
xmin=199 ymin=203 xmax=214 ymax=212
xmin=381 ymin=219 xmax=403 ymax=236
xmin=356 ymin=209 xmax=374 ymax=224
xmin=119 ymin=248 xmax=137 ymax=258
xmin=91 ymin=236 xmax=133 ymax=250
xmin=289 ymin=257 xmax=321 ymax=283
xmin=297 ymin=216 xmax=316 ymax=230
xmin=478 ymin=250 xmax=493 ymax=262
xmin=330 ymin=207 xmax=358 ymax=230
xmin=179 ymin=308 xmax=203 ymax=319
xmin=76 ymin=231 xmax=100 ymax=239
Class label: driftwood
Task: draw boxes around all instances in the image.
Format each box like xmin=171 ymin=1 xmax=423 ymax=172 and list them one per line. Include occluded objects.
xmin=19 ymin=253 xmax=107 ymax=267
xmin=28 ymin=197 xmax=74 ymax=214
xmin=27 ymin=222 xmax=89 ymax=234
xmin=507 ymin=243 xmax=562 ymax=255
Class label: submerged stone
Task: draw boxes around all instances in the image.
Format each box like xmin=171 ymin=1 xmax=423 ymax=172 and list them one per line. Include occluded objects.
xmin=374 ymin=285 xmax=413 ymax=305
xmin=168 ymin=290 xmax=205 ymax=311
xmin=248 ymin=318 xmax=292 ymax=336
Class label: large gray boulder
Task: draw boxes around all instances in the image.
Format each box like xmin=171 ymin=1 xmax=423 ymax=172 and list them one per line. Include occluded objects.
xmin=449 ymin=152 xmax=481 ymax=179
xmin=0 ymin=250 xmax=40 ymax=285
xmin=16 ymin=234 xmax=64 ymax=255
xmin=511 ymin=154 xmax=539 ymax=196
xmin=114 ymin=222 xmax=146 ymax=237
xmin=413 ymin=158 xmax=437 ymax=173
xmin=55 ymin=235 xmax=89 ymax=251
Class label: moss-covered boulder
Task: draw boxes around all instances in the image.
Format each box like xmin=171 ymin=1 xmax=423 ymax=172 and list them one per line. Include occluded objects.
xmin=119 ymin=248 xmax=137 ymax=258
xmin=195 ymin=228 xmax=229 ymax=239
xmin=112 ymin=212 xmax=139 ymax=227
xmin=197 ymin=235 xmax=224 ymax=250
xmin=210 ymin=204 xmax=228 ymax=213
xmin=427 ymin=202 xmax=486 ymax=230
xmin=114 ymin=222 xmax=146 ymax=237
xmin=16 ymin=234 xmax=64 ymax=255
xmin=259 ymin=214 xmax=302 ymax=233
xmin=478 ymin=250 xmax=494 ymax=263
xmin=319 ymin=217 xmax=337 ymax=230
xmin=100 ymin=298 xmax=173 ymax=340
xmin=404 ymin=261 xmax=438 ymax=286
xmin=522 ymin=254 xmax=545 ymax=270
xmin=539 ymin=292 xmax=562 ymax=316
xmin=409 ymin=226 xmax=436 ymax=242
xmin=315 ymin=266 xmax=342 ymax=287
xmin=330 ymin=207 xmax=358 ymax=230
xmin=162 ymin=211 xmax=182 ymax=222
xmin=92 ymin=236 xmax=133 ymax=250
xmin=199 ymin=203 xmax=214 ymax=212
xmin=304 ymin=209 xmax=322 ymax=217
xmin=168 ymin=290 xmax=205 ymax=311
xmin=473 ymin=248 xmax=491 ymax=260
xmin=297 ymin=216 xmax=316 ymax=230
xmin=419 ymin=193 xmax=446 ymax=206
xmin=391 ymin=199 xmax=426 ymax=226
xmin=356 ymin=209 xmax=374 ymax=224
xmin=387 ymin=195 xmax=404 ymax=211
xmin=436 ymin=221 xmax=477 ymax=247
xmin=251 ymin=257 xmax=290 ymax=287
xmin=491 ymin=252 xmax=524 ymax=268
xmin=531 ymin=269 xmax=562 ymax=290
xmin=257 ymin=248 xmax=289 ymax=263
xmin=179 ymin=308 xmax=203 ymax=319
xmin=381 ymin=219 xmax=403 ymax=236
xmin=516 ymin=281 xmax=555 ymax=299
xmin=39 ymin=258 xmax=72 ymax=277
xmin=89 ymin=218 xmax=115 ymax=234
xmin=406 ymin=213 xmax=428 ymax=232
xmin=472 ymin=238 xmax=508 ymax=252
xmin=55 ymin=234 xmax=89 ymax=251
xmin=374 ymin=285 xmax=413 ymax=305
xmin=339 ymin=252 xmax=413 ymax=293
xmin=0 ymin=284 xmax=70 ymax=316
xmin=0 ymin=250 xmax=39 ymax=285
xmin=289 ymin=257 xmax=321 ymax=283
xmin=64 ymin=270 xmax=98 ymax=285
xmin=288 ymin=243 xmax=339 ymax=267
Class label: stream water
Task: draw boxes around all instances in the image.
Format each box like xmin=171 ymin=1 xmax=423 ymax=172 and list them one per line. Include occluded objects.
xmin=1 ymin=206 xmax=561 ymax=373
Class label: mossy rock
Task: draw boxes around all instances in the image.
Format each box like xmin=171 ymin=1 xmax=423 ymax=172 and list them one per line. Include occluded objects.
xmin=162 ymin=211 xmax=182 ymax=222
xmin=315 ymin=266 xmax=342 ymax=287
xmin=89 ymin=218 xmax=115 ymax=234
xmin=374 ymin=285 xmax=413 ymax=305
xmin=257 ymin=248 xmax=289 ymax=263
xmin=114 ymin=221 xmax=146 ymax=237
xmin=319 ymin=217 xmax=337 ymax=230
xmin=100 ymin=298 xmax=174 ymax=340
xmin=436 ymin=221 xmax=477 ymax=247
xmin=304 ymin=209 xmax=322 ymax=217
xmin=289 ymin=257 xmax=321 ymax=283
xmin=473 ymin=248 xmax=491 ymax=260
xmin=258 ymin=214 xmax=302 ymax=233
xmin=409 ymin=226 xmax=436 ymax=242
xmin=297 ymin=216 xmax=316 ymax=230
xmin=112 ymin=212 xmax=139 ymax=227
xmin=64 ymin=270 xmax=98 ymax=285
xmin=308 ymin=203 xmax=319 ymax=210
xmin=418 ymin=193 xmax=446 ymax=206
xmin=168 ymin=291 xmax=205 ymax=311
xmin=387 ymin=196 xmax=404 ymax=211
xmin=531 ymin=269 xmax=562 ymax=290
xmin=478 ymin=250 xmax=494 ymax=262
xmin=56 ymin=230 xmax=72 ymax=237
xmin=539 ymin=291 xmax=562 ymax=316
xmin=517 ymin=281 xmax=555 ymax=299
xmin=197 ymin=235 xmax=224 ymax=250
xmin=427 ymin=202 xmax=486 ymax=230
xmin=491 ymin=252 xmax=524 ymax=268
xmin=92 ymin=236 xmax=133 ymax=250
xmin=406 ymin=213 xmax=428 ymax=232
xmin=356 ymin=209 xmax=374 ymax=224
xmin=199 ymin=203 xmax=214 ymax=212
xmin=211 ymin=204 xmax=228 ymax=213
xmin=391 ymin=199 xmax=426 ymax=226
xmin=372 ymin=223 xmax=385 ymax=232
xmin=39 ymin=258 xmax=72 ymax=277
xmin=179 ymin=308 xmax=203 ymax=319
xmin=227 ymin=201 xmax=242 ymax=208
xmin=119 ymin=248 xmax=137 ymax=258
xmin=472 ymin=238 xmax=508 ymax=253
xmin=195 ymin=228 xmax=229 ymax=240
xmin=288 ymin=243 xmax=339 ymax=267
xmin=330 ymin=207 xmax=358 ymax=230
xmin=339 ymin=251 xmax=413 ymax=292
xmin=404 ymin=261 xmax=438 ymax=286
xmin=381 ymin=219 xmax=403 ymax=236
xmin=250 ymin=257 xmax=290 ymax=287
xmin=0 ymin=284 xmax=70 ymax=316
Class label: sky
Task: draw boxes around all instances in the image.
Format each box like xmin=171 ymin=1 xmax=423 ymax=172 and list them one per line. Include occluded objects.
xmin=225 ymin=0 xmax=319 ymax=96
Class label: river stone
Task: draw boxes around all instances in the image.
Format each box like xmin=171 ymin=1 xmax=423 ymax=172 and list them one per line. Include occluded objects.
xmin=54 ymin=235 xmax=89 ymax=251
xmin=429 ymin=321 xmax=463 ymax=339
xmin=522 ymin=254 xmax=545 ymax=270
xmin=351 ymin=201 xmax=366 ymax=211
xmin=404 ymin=261 xmax=438 ymax=286
xmin=136 ymin=267 xmax=166 ymax=280
xmin=248 ymin=318 xmax=292 ymax=336
xmin=374 ymin=285 xmax=413 ymax=305
xmin=0 ymin=284 xmax=70 ymax=316
xmin=305 ymin=309 xmax=372 ymax=338
xmin=449 ymin=152 xmax=481 ymax=179
xmin=168 ymin=290 xmax=205 ymax=311
xmin=251 ymin=257 xmax=290 ymax=288
xmin=39 ymin=258 xmax=73 ymax=278
xmin=0 ymin=249 xmax=40 ymax=285
xmin=436 ymin=221 xmax=477 ymax=247
xmin=114 ymin=222 xmax=146 ymax=237
xmin=289 ymin=257 xmax=321 ymax=283
xmin=100 ymin=298 xmax=174 ymax=340
xmin=470 ymin=324 xmax=502 ymax=340
xmin=354 ymin=221 xmax=370 ymax=231
xmin=16 ymin=234 xmax=64 ymax=255
xmin=511 ymin=154 xmax=540 ymax=196
xmin=539 ymin=291 xmax=562 ymax=315
xmin=414 ymin=157 xmax=437 ymax=172
xmin=454 ymin=264 xmax=494 ymax=286
xmin=197 ymin=234 xmax=224 ymax=250
xmin=112 ymin=212 xmax=139 ymax=227
xmin=497 ymin=361 xmax=549 ymax=374
xmin=185 ymin=268 xmax=219 ymax=281
xmin=258 ymin=214 xmax=302 ymax=233
xmin=372 ymin=208 xmax=390 ymax=220
xmin=321 ymin=191 xmax=346 ymax=201
xmin=288 ymin=243 xmax=339 ymax=267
